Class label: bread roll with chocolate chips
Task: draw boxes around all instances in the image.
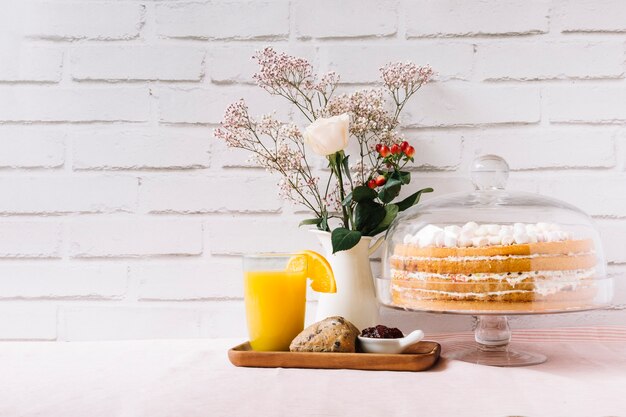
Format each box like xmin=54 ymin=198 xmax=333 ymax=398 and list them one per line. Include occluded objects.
xmin=289 ymin=316 xmax=360 ymax=353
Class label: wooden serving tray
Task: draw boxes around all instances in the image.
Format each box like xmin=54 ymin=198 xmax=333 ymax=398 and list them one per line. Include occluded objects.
xmin=228 ymin=341 xmax=441 ymax=372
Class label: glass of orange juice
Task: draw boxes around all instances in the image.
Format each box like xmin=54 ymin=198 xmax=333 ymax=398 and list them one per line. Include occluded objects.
xmin=243 ymin=253 xmax=308 ymax=351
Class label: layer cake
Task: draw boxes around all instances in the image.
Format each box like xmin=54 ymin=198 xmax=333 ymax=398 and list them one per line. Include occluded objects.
xmin=389 ymin=222 xmax=598 ymax=310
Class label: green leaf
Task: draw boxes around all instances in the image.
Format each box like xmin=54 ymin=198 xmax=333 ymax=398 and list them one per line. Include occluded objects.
xmin=398 ymin=171 xmax=411 ymax=185
xmin=341 ymin=154 xmax=352 ymax=186
xmin=354 ymin=201 xmax=386 ymax=235
xmin=331 ymin=228 xmax=362 ymax=253
xmin=342 ymin=185 xmax=378 ymax=206
xmin=352 ymin=185 xmax=377 ymax=202
xmin=369 ymin=204 xmax=399 ymax=236
xmin=299 ymin=218 xmax=322 ymax=227
xmin=320 ymin=215 xmax=329 ymax=231
xmin=327 ymin=152 xmax=340 ymax=170
xmin=396 ymin=187 xmax=434 ymax=212
xmin=341 ymin=192 xmax=353 ymax=207
xmin=378 ymin=178 xmax=402 ymax=204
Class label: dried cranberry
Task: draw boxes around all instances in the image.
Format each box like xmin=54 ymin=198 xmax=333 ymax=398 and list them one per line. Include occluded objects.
xmin=360 ymin=325 xmax=404 ymax=339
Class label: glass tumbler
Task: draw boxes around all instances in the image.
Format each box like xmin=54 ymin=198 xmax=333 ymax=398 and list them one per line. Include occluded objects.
xmin=243 ymin=253 xmax=307 ymax=351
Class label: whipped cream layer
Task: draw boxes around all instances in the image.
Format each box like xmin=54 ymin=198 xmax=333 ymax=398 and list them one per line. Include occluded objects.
xmin=392 ymin=251 xmax=594 ymax=262
xmin=390 ymin=268 xmax=596 ymax=286
xmin=403 ymin=222 xmax=572 ymax=249
xmin=392 ymin=285 xmax=533 ymax=298
xmin=391 ymin=286 xmax=573 ymax=298
xmin=391 ymin=275 xmax=587 ymax=297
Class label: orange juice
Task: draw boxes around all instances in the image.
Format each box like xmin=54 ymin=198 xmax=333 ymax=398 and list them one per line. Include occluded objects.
xmin=244 ymin=269 xmax=307 ymax=351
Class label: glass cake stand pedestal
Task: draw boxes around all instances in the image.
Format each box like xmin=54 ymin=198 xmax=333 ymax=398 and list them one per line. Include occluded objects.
xmin=384 ymin=301 xmax=609 ymax=367
xmin=447 ymin=314 xmax=546 ymax=366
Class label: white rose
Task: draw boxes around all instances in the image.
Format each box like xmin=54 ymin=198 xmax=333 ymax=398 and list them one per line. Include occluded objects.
xmin=303 ymin=114 xmax=349 ymax=156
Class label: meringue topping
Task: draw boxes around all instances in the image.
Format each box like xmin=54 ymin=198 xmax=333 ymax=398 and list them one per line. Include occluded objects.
xmin=402 ymin=222 xmax=571 ymax=248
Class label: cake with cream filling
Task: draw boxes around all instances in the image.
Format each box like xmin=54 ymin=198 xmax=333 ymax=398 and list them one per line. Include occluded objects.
xmin=389 ymin=222 xmax=598 ymax=310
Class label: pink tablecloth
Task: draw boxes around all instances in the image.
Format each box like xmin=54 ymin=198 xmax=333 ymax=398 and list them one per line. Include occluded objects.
xmin=2 ymin=327 xmax=626 ymax=417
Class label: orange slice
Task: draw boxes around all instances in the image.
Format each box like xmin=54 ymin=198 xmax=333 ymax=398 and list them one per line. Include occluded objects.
xmin=287 ymin=250 xmax=336 ymax=293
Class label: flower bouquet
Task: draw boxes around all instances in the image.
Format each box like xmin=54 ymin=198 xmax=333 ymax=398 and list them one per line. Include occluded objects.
xmin=215 ymin=47 xmax=434 ymax=254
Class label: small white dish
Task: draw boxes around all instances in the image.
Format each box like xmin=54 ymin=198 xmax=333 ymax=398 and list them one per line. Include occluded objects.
xmin=358 ymin=329 xmax=425 ymax=354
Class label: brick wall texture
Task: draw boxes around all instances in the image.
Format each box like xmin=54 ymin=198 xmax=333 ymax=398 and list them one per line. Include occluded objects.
xmin=1 ymin=0 xmax=626 ymax=340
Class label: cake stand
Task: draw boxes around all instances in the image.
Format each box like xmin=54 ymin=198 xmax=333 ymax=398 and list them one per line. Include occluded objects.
xmin=441 ymin=313 xmax=549 ymax=366
xmin=378 ymin=155 xmax=614 ymax=367
xmin=385 ymin=303 xmax=610 ymax=367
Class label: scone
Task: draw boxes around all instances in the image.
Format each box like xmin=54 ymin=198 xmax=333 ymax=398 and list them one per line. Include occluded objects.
xmin=289 ymin=316 xmax=360 ymax=353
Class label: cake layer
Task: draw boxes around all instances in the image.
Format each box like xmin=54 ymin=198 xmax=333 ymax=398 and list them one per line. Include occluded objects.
xmin=390 ymin=268 xmax=596 ymax=283
xmin=391 ymin=280 xmax=597 ymax=303
xmin=390 ymin=270 xmax=594 ymax=295
xmin=393 ymin=239 xmax=594 ymax=258
xmin=392 ymin=277 xmax=534 ymax=294
xmin=390 ymin=253 xmax=597 ymax=274
xmin=390 ymin=284 xmax=599 ymax=311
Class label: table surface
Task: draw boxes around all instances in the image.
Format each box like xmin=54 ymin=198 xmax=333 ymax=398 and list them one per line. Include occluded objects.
xmin=2 ymin=326 xmax=626 ymax=417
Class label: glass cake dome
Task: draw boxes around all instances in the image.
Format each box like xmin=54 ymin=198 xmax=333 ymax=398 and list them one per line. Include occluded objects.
xmin=378 ymin=155 xmax=613 ymax=366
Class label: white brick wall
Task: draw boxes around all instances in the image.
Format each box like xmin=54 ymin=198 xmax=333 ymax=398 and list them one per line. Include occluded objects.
xmin=405 ymin=0 xmax=550 ymax=37
xmin=155 ymin=1 xmax=290 ymax=40
xmin=70 ymin=46 xmax=205 ymax=82
xmin=72 ymin=127 xmax=211 ymax=170
xmin=23 ymin=2 xmax=144 ymax=41
xmin=475 ymin=41 xmax=625 ymax=80
xmin=0 ymin=128 xmax=64 ymax=168
xmin=1 ymin=0 xmax=625 ymax=341
xmin=546 ymin=86 xmax=626 ymax=123
xmin=68 ymin=218 xmax=203 ymax=258
xmin=295 ymin=0 xmax=398 ymax=38
xmin=0 ymin=88 xmax=151 ymax=122
xmin=0 ymin=46 xmax=63 ymax=82
xmin=403 ymin=84 xmax=542 ymax=126
xmin=558 ymin=0 xmax=626 ymax=33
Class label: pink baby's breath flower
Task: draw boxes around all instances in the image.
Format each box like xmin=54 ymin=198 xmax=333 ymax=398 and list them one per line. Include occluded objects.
xmin=214 ymin=99 xmax=252 ymax=148
xmin=275 ymin=144 xmax=304 ymax=172
xmin=380 ymin=62 xmax=434 ymax=91
xmin=279 ymin=123 xmax=303 ymax=141
xmin=213 ymin=96 xmax=321 ymax=211
xmin=252 ymin=47 xmax=339 ymax=122
xmin=253 ymin=47 xmax=313 ymax=91
xmin=278 ymin=177 xmax=296 ymax=203
xmin=326 ymin=89 xmax=395 ymax=138
xmin=322 ymin=184 xmax=343 ymax=213
xmin=314 ymin=71 xmax=340 ymax=93
xmin=221 ymin=99 xmax=249 ymax=129
xmin=349 ymin=160 xmax=375 ymax=186
xmin=257 ymin=114 xmax=281 ymax=136
xmin=278 ymin=174 xmax=320 ymax=206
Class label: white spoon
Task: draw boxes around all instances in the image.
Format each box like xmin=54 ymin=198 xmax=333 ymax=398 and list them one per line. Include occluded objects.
xmin=358 ymin=329 xmax=425 ymax=354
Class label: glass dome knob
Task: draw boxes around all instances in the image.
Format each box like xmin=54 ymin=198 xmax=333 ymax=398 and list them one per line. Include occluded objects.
xmin=471 ymin=154 xmax=510 ymax=191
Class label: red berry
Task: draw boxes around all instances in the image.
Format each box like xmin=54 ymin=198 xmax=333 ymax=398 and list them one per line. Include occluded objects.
xmin=379 ymin=145 xmax=390 ymax=157
xmin=390 ymin=144 xmax=401 ymax=155
xmin=375 ymin=144 xmax=383 ymax=153
xmin=375 ymin=175 xmax=386 ymax=187
xmin=405 ymin=145 xmax=415 ymax=158
xmin=400 ymin=141 xmax=410 ymax=152
xmin=367 ymin=179 xmax=377 ymax=189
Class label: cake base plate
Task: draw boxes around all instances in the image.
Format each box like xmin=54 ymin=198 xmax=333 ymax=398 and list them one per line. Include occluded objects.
xmin=445 ymin=345 xmax=547 ymax=367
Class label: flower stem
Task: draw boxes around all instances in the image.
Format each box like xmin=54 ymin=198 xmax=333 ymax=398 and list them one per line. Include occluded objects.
xmin=330 ymin=152 xmax=350 ymax=229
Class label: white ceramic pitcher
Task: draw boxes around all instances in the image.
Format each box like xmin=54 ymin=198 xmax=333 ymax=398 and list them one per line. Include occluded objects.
xmin=311 ymin=230 xmax=383 ymax=331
